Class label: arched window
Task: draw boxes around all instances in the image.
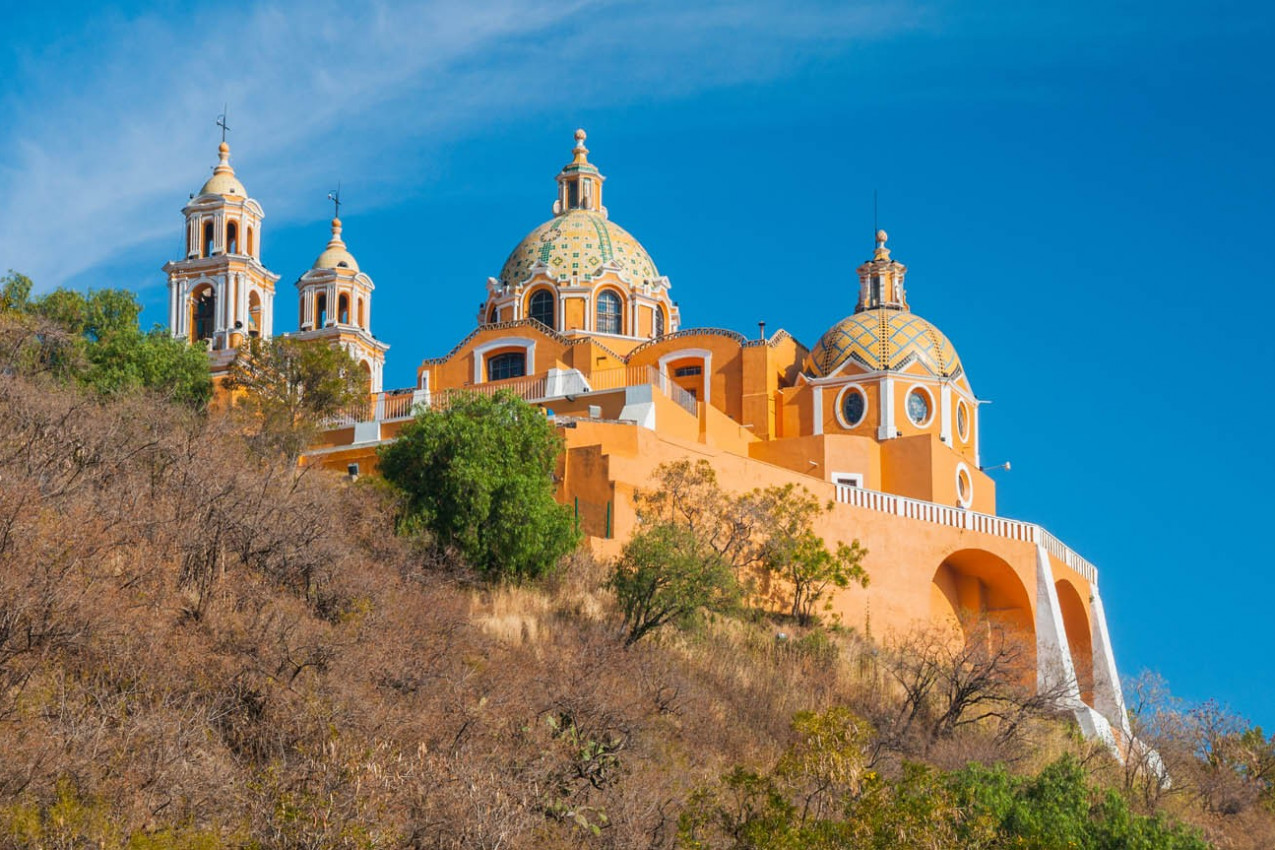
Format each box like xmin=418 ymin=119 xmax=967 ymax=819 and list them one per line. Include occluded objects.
xmin=246 ymin=227 xmax=255 ymax=257
xmin=202 ymin=221 xmax=215 ymax=258
xmin=316 ymin=293 xmax=328 ymax=328
xmin=654 ymin=306 xmax=665 ymax=338
xmin=487 ymin=306 xmax=497 ymax=325
xmin=338 ymin=293 xmax=350 ymax=325
xmin=226 ymin=221 xmax=238 ymax=254
xmin=596 ymin=290 xmax=622 ymax=335
xmin=193 ymin=288 xmax=215 ymax=342
xmin=248 ymin=291 xmax=262 ymax=337
xmin=357 ymin=298 xmax=365 ymax=328
xmin=487 ymin=351 xmax=526 ymax=381
xmin=528 ymin=290 xmax=555 ymax=329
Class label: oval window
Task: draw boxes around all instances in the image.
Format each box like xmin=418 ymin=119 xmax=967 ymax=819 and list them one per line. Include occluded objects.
xmin=907 ymin=389 xmax=930 ymax=425
xmin=841 ymin=389 xmax=866 ymax=427
xmin=956 ymin=400 xmax=969 ymax=441
xmin=956 ymin=466 xmax=973 ymax=507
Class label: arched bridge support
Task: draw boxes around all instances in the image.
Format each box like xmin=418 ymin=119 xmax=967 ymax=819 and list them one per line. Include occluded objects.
xmin=1033 ymin=545 xmax=1130 ymax=754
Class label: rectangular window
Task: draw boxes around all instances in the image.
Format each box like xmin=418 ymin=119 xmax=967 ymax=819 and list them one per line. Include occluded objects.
xmin=487 ymin=352 xmax=527 ymax=381
xmin=674 ymin=365 xmax=702 ymax=377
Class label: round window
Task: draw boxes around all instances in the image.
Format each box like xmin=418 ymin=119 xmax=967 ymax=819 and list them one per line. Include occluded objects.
xmin=841 ymin=389 xmax=866 ymax=427
xmin=906 ymin=389 xmax=930 ymax=425
xmin=956 ymin=466 xmax=973 ymax=507
xmin=956 ymin=401 xmax=969 ymax=441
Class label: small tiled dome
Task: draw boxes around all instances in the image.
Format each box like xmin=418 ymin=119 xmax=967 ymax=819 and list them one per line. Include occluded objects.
xmin=807 ymin=309 xmax=963 ymax=379
xmin=313 ymin=218 xmax=359 ymax=271
xmin=198 ymin=142 xmax=247 ymax=197
xmin=499 ymin=210 xmax=659 ymax=287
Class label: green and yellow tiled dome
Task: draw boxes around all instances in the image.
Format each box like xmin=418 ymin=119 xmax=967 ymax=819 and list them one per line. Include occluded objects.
xmin=807 ymin=309 xmax=963 ymax=379
xmin=499 ymin=210 xmax=659 ymax=287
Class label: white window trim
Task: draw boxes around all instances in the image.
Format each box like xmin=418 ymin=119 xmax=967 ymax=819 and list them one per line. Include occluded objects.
xmin=658 ymin=348 xmax=713 ymax=405
xmin=832 ymin=471 xmax=864 ymax=488
xmin=472 ymin=336 xmax=537 ymax=384
xmin=833 ymin=382 xmax=870 ymax=429
xmin=905 ymin=383 xmax=936 ymax=428
xmin=955 ymin=461 xmax=974 ymax=508
xmin=956 ymin=398 xmax=971 ymax=442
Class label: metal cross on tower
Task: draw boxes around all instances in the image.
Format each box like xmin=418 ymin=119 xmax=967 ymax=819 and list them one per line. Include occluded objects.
xmin=327 ymin=183 xmax=342 ymax=219
xmin=216 ymin=105 xmax=231 ymax=143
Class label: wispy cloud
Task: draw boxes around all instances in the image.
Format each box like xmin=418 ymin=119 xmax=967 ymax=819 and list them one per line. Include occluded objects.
xmin=0 ymin=0 xmax=921 ymax=289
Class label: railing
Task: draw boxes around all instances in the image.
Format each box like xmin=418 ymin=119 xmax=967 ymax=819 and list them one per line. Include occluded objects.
xmin=834 ymin=484 xmax=1098 ymax=586
xmin=323 ymin=364 xmax=700 ymax=429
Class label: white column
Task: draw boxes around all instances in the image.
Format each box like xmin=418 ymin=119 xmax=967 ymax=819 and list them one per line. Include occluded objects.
xmin=974 ymin=402 xmax=982 ymax=468
xmin=813 ymin=385 xmax=824 ymax=436
xmin=877 ymin=377 xmax=896 ymax=440
xmin=167 ymin=281 xmax=178 ymax=336
xmin=216 ymin=277 xmax=228 ymax=331
xmin=940 ymin=383 xmax=953 ymax=445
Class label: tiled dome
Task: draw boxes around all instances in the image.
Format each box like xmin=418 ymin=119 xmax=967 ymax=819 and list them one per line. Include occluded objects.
xmin=499 ymin=210 xmax=659 ymax=287
xmin=807 ymin=309 xmax=963 ymax=379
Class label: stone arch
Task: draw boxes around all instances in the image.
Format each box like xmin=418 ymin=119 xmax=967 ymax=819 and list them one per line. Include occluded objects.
xmin=358 ymin=359 xmax=372 ymax=393
xmin=931 ymin=548 xmax=1036 ymax=670
xmin=1054 ymin=578 xmax=1094 ymax=705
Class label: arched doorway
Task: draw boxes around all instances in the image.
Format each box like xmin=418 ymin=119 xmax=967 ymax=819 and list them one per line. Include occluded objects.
xmin=1054 ymin=579 xmax=1094 ymax=705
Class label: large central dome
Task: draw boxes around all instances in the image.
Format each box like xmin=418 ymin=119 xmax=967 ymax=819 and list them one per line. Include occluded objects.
xmin=499 ymin=209 xmax=659 ymax=288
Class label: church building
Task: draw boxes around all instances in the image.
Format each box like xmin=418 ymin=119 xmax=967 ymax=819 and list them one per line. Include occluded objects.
xmin=166 ymin=129 xmax=1132 ymax=751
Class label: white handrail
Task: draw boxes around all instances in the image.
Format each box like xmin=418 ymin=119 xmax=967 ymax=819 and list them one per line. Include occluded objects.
xmin=834 ymin=484 xmax=1098 ymax=586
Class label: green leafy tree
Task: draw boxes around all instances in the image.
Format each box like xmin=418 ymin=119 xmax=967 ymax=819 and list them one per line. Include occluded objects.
xmin=225 ymin=336 xmax=365 ymax=458
xmin=377 ymin=390 xmax=580 ymax=580
xmin=0 ymin=270 xmax=32 ymax=312
xmin=610 ymin=521 xmax=740 ymax=646
xmin=636 ymin=461 xmax=868 ymax=623
xmin=0 ymin=278 xmax=211 ymax=406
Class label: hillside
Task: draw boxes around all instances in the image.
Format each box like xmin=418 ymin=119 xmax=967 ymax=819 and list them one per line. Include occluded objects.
xmin=0 ymin=302 xmax=1271 ymax=849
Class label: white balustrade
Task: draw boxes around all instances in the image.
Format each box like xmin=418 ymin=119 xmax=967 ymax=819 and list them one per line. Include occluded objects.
xmin=834 ymin=484 xmax=1098 ymax=586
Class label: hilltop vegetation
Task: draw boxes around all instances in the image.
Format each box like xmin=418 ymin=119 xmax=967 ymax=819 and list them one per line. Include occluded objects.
xmin=0 ymin=274 xmax=1271 ymax=849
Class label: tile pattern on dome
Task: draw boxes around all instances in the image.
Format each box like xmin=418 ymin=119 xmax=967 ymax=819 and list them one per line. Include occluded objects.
xmin=500 ymin=210 xmax=658 ymax=286
xmin=808 ymin=310 xmax=962 ymax=378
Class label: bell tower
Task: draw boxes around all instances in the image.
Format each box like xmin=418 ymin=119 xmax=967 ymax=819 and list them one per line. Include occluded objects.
xmin=163 ymin=129 xmax=280 ymax=367
xmin=294 ymin=206 xmax=388 ymax=393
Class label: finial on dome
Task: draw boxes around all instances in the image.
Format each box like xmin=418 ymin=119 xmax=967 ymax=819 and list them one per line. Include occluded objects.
xmin=330 ymin=217 xmax=343 ymax=241
xmin=214 ymin=141 xmax=233 ymax=173
xmin=572 ymin=128 xmax=590 ymax=165
xmin=873 ymin=228 xmax=891 ymax=261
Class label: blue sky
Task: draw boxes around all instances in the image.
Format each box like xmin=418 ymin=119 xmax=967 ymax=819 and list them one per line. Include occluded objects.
xmin=3 ymin=1 xmax=1273 ymax=728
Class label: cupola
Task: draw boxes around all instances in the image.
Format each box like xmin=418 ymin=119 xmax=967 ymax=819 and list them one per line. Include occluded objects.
xmin=554 ymin=129 xmax=606 ymax=216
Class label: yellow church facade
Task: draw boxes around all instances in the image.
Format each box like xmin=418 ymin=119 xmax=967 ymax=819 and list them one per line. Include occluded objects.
xmin=167 ymin=130 xmax=1132 ymax=751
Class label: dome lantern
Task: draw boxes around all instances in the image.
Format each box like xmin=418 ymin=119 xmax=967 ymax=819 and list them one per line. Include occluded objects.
xmin=553 ymin=129 xmax=606 ymax=217
xmin=855 ymin=229 xmax=909 ymax=313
